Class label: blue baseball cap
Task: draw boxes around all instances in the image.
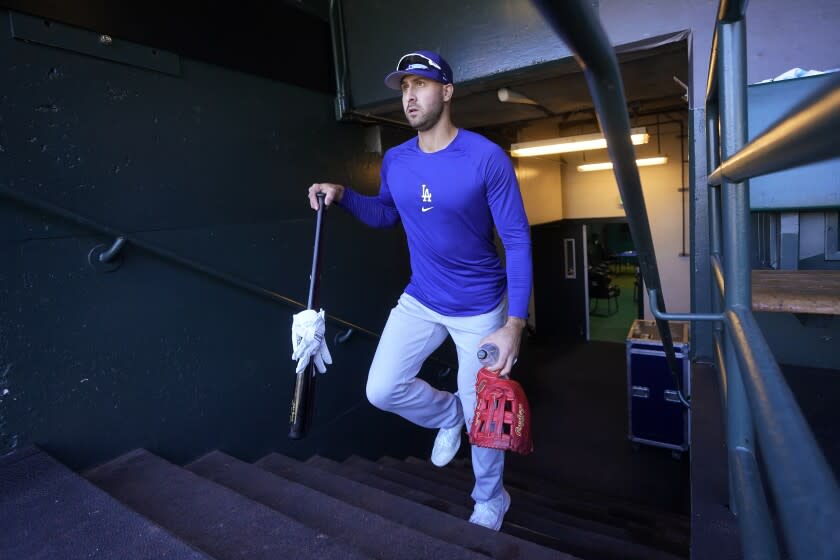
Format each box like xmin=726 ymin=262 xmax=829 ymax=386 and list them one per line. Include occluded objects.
xmin=384 ymin=50 xmax=453 ymax=90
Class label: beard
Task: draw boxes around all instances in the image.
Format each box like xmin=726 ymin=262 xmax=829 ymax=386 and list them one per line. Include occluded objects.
xmin=405 ymin=96 xmax=445 ymax=132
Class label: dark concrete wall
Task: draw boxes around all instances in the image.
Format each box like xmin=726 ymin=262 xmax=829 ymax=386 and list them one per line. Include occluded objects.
xmin=0 ymin=8 xmax=441 ymax=469
xmin=0 ymin=0 xmax=335 ymax=93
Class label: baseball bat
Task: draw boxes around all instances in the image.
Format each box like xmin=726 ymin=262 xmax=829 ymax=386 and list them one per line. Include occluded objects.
xmin=289 ymin=192 xmax=326 ymax=439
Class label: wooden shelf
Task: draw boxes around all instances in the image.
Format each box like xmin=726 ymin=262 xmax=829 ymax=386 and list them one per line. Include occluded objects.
xmin=752 ymin=270 xmax=840 ymax=315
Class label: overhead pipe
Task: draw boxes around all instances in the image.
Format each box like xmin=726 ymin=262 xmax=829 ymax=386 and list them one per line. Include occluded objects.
xmin=329 ymin=0 xmax=351 ymax=121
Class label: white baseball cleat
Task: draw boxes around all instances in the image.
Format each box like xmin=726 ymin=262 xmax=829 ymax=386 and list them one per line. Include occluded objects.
xmin=469 ymin=489 xmax=511 ymax=531
xmin=430 ymin=420 xmax=464 ymax=467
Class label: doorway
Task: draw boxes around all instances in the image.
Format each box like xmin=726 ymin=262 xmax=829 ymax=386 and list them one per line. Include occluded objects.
xmin=586 ymin=220 xmax=642 ymax=343
xmin=365 ymin=39 xmax=689 ymax=347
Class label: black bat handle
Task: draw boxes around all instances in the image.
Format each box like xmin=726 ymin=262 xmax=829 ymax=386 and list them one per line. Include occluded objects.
xmin=289 ymin=192 xmax=326 ymax=439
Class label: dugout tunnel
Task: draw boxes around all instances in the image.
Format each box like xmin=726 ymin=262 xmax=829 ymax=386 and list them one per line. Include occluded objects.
xmin=1 ymin=1 xmax=839 ymax=558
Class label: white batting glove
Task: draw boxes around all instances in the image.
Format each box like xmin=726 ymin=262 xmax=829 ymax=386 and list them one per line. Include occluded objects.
xmin=310 ymin=336 xmax=332 ymax=374
xmin=291 ymin=309 xmax=332 ymax=374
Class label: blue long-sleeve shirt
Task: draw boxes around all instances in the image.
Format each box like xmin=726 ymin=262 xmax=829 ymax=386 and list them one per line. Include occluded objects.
xmin=338 ymin=129 xmax=532 ymax=318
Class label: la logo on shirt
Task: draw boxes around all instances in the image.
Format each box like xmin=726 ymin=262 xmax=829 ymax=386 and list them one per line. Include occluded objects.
xmin=421 ymin=184 xmax=434 ymax=212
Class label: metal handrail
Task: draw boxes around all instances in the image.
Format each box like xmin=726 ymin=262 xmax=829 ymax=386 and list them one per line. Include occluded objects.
xmin=715 ymin=16 xmax=756 ymax=526
xmin=0 ymin=185 xmax=380 ymax=340
xmin=706 ymin=0 xmax=750 ymax=105
xmin=713 ymin=332 xmax=727 ymax=404
xmin=730 ymin=446 xmax=779 ymax=560
xmin=717 ymin=0 xmax=749 ymax=23
xmin=705 ymin=2 xmax=840 ymax=556
xmin=531 ymin=0 xmax=687 ymax=402
xmin=648 ymin=288 xmax=724 ymax=322
xmin=708 ymin=72 xmax=840 ymax=186
xmin=726 ymin=305 xmax=840 ymax=558
xmin=705 ymin=29 xmax=720 ymax=105
xmin=710 ymin=255 xmax=726 ymax=298
xmin=2 ymin=186 xmax=460 ymax=372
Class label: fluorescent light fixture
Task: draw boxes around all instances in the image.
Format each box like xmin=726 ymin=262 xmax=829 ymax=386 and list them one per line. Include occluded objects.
xmin=510 ymin=127 xmax=649 ymax=157
xmin=577 ymin=156 xmax=669 ymax=172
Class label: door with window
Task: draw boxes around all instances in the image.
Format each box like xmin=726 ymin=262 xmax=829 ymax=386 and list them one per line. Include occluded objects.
xmin=532 ymin=220 xmax=588 ymax=341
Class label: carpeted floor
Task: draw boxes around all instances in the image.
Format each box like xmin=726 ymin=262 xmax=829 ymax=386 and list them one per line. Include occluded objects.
xmin=589 ymin=272 xmax=639 ymax=343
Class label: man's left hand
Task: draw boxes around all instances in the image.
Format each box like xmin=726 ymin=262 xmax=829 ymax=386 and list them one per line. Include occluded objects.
xmin=478 ymin=317 xmax=526 ymax=376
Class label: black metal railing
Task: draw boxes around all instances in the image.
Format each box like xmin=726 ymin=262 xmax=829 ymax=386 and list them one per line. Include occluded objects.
xmin=0 ymin=185 xmax=379 ymax=342
xmin=1 ymin=185 xmax=454 ymax=371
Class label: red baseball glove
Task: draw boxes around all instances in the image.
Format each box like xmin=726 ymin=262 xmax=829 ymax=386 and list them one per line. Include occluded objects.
xmin=469 ymin=368 xmax=534 ymax=455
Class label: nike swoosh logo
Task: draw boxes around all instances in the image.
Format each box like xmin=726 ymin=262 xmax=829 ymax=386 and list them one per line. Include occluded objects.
xmin=421 ymin=206 xmax=434 ymax=212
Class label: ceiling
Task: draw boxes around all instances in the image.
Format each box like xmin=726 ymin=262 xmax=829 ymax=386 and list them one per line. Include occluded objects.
xmin=365 ymin=40 xmax=689 ymax=135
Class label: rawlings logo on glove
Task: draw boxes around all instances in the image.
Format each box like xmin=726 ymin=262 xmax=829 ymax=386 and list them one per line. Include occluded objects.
xmin=469 ymin=368 xmax=533 ymax=455
xmin=291 ymin=309 xmax=333 ymax=374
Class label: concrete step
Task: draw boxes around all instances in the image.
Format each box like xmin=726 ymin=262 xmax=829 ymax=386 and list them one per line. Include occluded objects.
xmin=84 ymin=448 xmax=371 ymax=560
xmin=343 ymin=455 xmax=684 ymax=560
xmin=496 ymin=459 xmax=691 ymax=550
xmin=305 ymin=455 xmax=598 ymax=556
xmin=382 ymin=455 xmax=632 ymax=537
xmin=186 ymin=450 xmax=482 ymax=560
xmin=443 ymin=457 xmax=690 ymax=536
xmin=0 ymin=446 xmax=210 ymax=560
xmin=256 ymin=452 xmax=572 ymax=560
xmin=392 ymin=455 xmax=689 ymax=557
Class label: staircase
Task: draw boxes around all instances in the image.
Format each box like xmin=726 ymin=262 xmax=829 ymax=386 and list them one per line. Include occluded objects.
xmin=1 ymin=446 xmax=690 ymax=559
